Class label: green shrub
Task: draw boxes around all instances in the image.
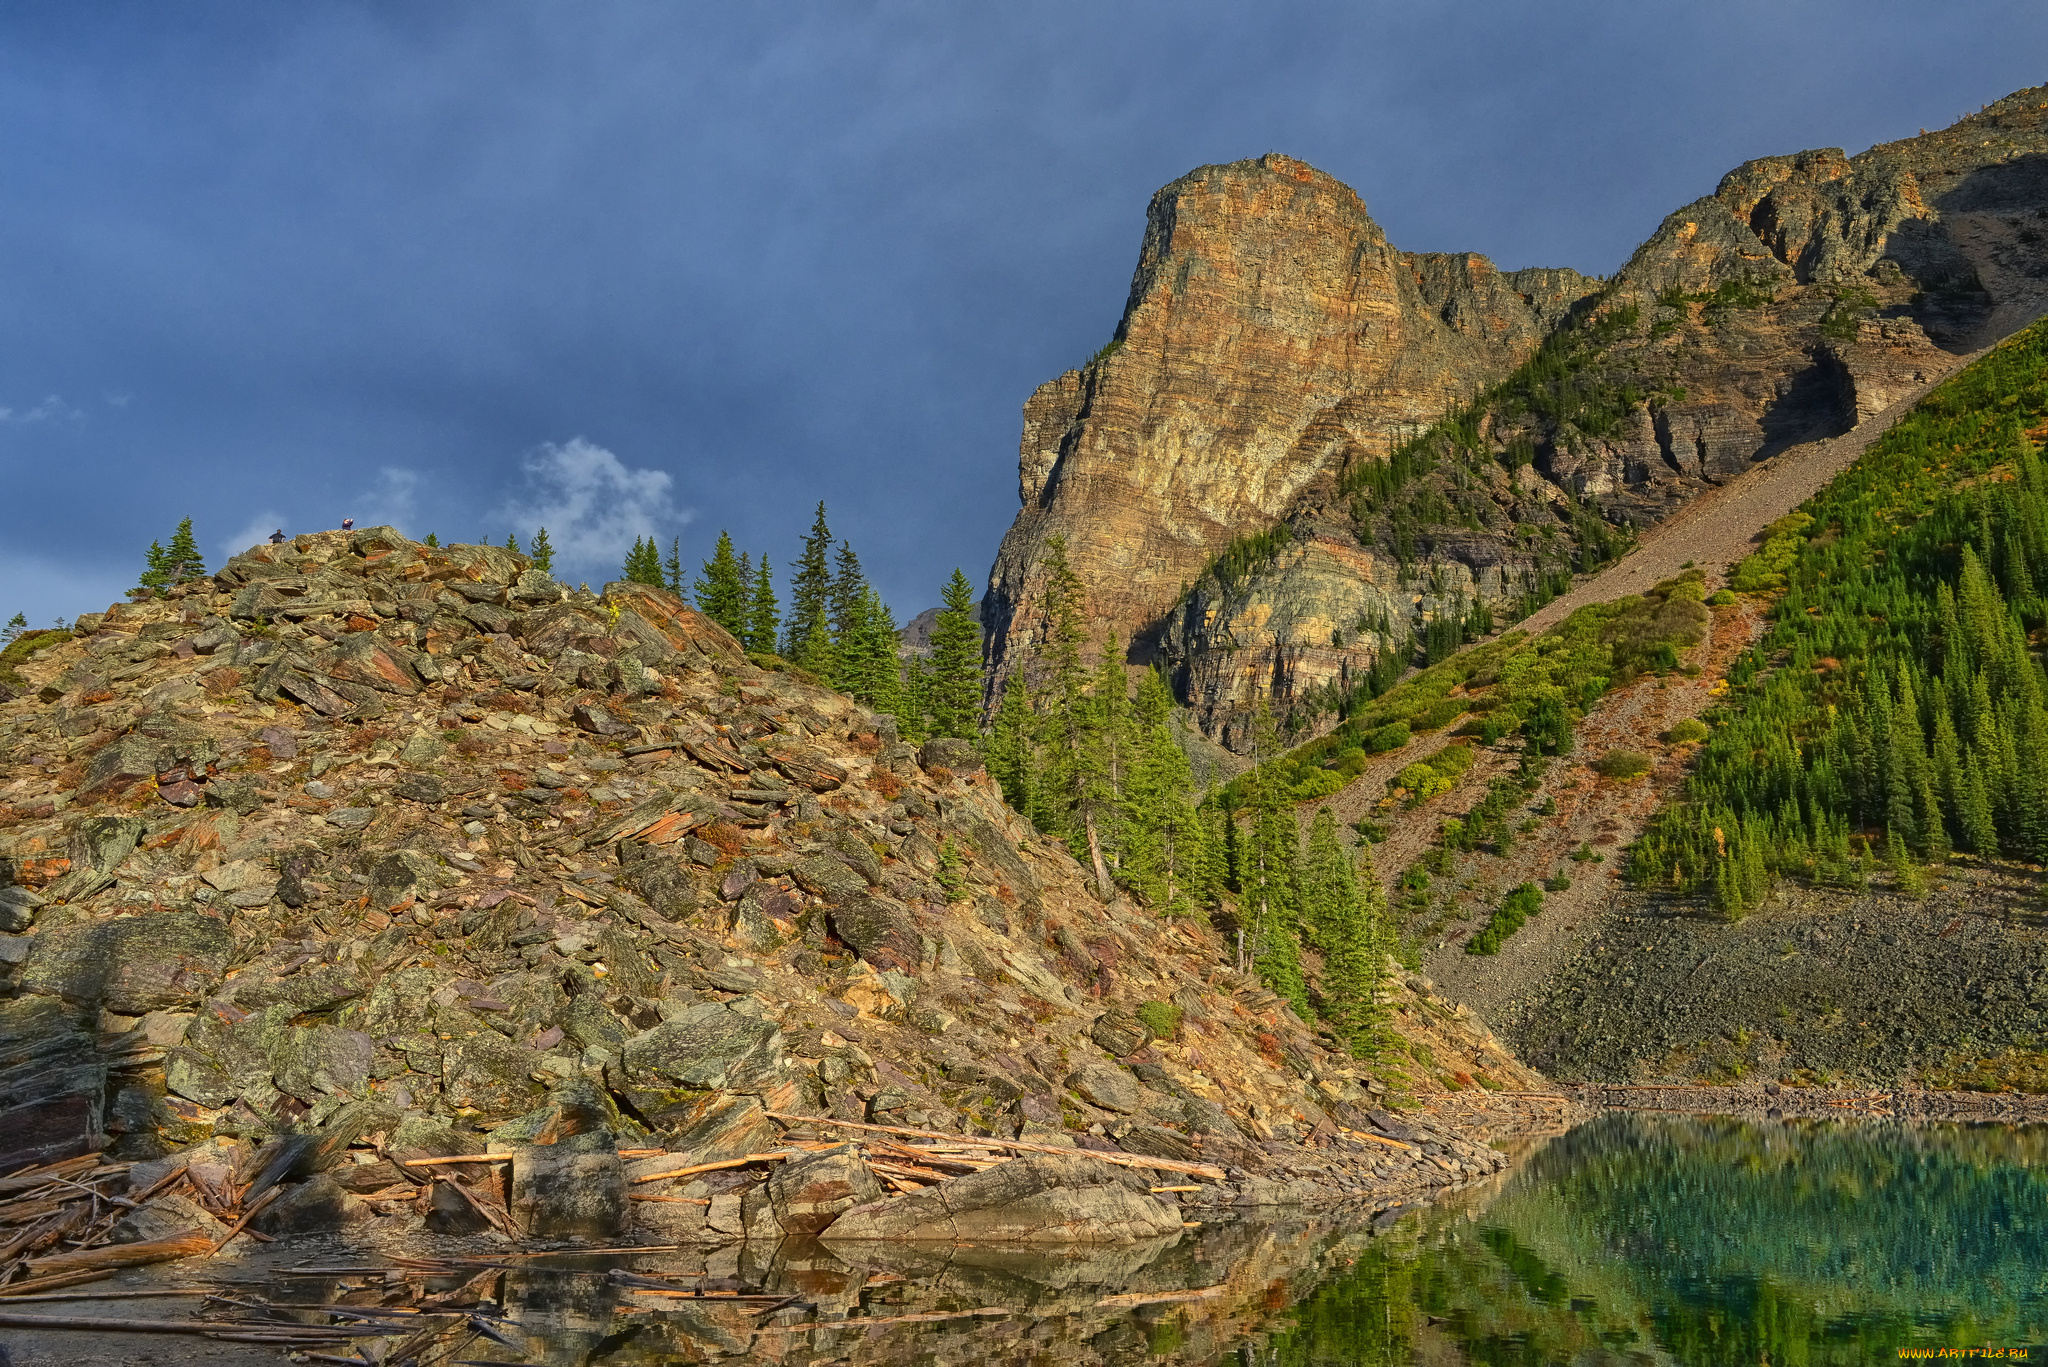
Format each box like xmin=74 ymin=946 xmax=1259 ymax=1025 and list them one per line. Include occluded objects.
xmin=1134 ymin=1000 xmax=1182 ymax=1040
xmin=1543 ymin=874 xmax=1572 ymax=892
xmin=1593 ymin=748 xmax=1654 ymax=779
xmin=1662 ymin=717 xmax=1710 ymax=745
xmin=1707 ymin=589 xmax=1738 ymax=606
xmin=1468 ymin=881 xmax=1543 ymax=955
xmin=1364 ymin=721 xmax=1411 ymax=753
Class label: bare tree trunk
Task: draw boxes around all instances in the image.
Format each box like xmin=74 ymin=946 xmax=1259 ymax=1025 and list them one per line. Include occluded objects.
xmin=1085 ymin=814 xmax=1113 ymax=902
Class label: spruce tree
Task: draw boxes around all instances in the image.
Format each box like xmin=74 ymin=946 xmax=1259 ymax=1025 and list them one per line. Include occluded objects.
xmin=746 ymin=555 xmax=780 ymax=655
xmin=928 ymin=568 xmax=983 ymax=739
xmin=422 ymin=532 xmax=440 ymax=547
xmin=829 ymin=541 xmax=867 ymax=647
xmin=138 ymin=540 xmax=171 ymax=594
xmin=1032 ymin=535 xmax=1114 ymax=897
xmin=694 ymin=532 xmax=749 ymax=638
xmin=1086 ymin=634 xmax=1135 ymax=876
xmin=1301 ymin=806 xmax=1387 ymax=1057
xmin=529 ymin=527 xmax=555 ymax=576
xmin=3 ymin=612 xmax=25 ymax=643
xmin=505 ymin=533 xmax=523 ymax=556
xmin=988 ymin=671 xmax=1033 ymax=810
xmin=901 ymin=654 xmax=934 ymax=741
xmin=163 ymin=517 xmax=205 ymax=583
xmin=663 ymin=537 xmax=683 ymax=593
xmin=837 ymin=587 xmax=904 ymax=715
xmin=1239 ymin=703 xmax=1306 ymax=1012
xmin=1123 ymin=670 xmax=1204 ymax=914
xmin=622 ymin=536 xmax=665 ymax=586
xmin=784 ymin=503 xmax=834 ymax=669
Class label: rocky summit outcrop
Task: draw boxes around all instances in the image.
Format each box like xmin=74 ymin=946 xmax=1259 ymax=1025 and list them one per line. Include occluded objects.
xmin=0 ymin=528 xmax=1546 ymax=1252
xmin=988 ymin=88 xmax=2048 ymax=749
xmin=982 ymin=152 xmax=1601 ymax=695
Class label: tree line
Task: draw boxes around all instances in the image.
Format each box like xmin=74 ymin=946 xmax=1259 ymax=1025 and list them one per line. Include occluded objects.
xmin=985 ymin=534 xmax=1392 ymax=1058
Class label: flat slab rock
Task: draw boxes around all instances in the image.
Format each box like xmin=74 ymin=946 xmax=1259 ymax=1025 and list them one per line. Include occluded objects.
xmin=819 ymin=1153 xmax=1184 ymax=1245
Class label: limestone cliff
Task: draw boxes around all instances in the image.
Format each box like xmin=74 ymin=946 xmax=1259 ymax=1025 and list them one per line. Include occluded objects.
xmin=988 ymin=88 xmax=2048 ymax=749
xmin=982 ymin=153 xmax=1600 ymax=694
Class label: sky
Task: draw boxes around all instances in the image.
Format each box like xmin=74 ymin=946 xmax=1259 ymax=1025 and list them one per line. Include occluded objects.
xmin=0 ymin=3 xmax=2041 ymax=630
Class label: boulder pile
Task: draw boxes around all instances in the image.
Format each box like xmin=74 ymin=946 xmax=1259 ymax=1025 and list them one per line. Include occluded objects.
xmin=0 ymin=528 xmax=1547 ymax=1256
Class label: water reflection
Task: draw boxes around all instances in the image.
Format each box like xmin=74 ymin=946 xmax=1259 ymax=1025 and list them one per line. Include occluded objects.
xmin=313 ymin=1116 xmax=2048 ymax=1363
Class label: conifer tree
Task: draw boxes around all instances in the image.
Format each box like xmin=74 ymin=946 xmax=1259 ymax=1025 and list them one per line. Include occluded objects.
xmin=1239 ymin=703 xmax=1306 ymax=1012
xmin=988 ymin=671 xmax=1033 ymax=811
xmin=1300 ymin=806 xmax=1388 ymax=1057
xmin=505 ymin=533 xmax=523 ymax=556
xmin=663 ymin=537 xmax=683 ymax=594
xmin=138 ymin=540 xmax=172 ymax=594
xmin=784 ymin=503 xmax=834 ymax=669
xmin=622 ymin=536 xmax=665 ymax=586
xmin=1031 ymin=535 xmax=1115 ymax=897
xmin=901 ymin=654 xmax=934 ymax=742
xmin=1123 ymin=670 xmax=1205 ymax=914
xmin=836 ymin=587 xmax=904 ymax=715
xmin=422 ymin=532 xmax=440 ymax=547
xmin=829 ymin=541 xmax=867 ymax=647
xmin=694 ymin=532 xmax=749 ymax=638
xmin=746 ymin=555 xmax=780 ymax=655
xmin=928 ymin=568 xmax=983 ymax=739
xmin=1086 ymin=634 xmax=1135 ymax=875
xmin=528 ymin=528 xmax=555 ymax=576
xmin=3 ymin=612 xmax=26 ymax=643
xmin=163 ymin=517 xmax=205 ymax=583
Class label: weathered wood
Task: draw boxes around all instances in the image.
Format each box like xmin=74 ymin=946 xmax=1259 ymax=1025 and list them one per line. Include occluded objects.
xmin=766 ymin=1114 xmax=1228 ymax=1181
xmin=398 ymin=1153 xmax=511 ymax=1167
xmin=24 ymin=1229 xmax=212 ymax=1276
xmin=628 ymin=1152 xmax=796 ymax=1185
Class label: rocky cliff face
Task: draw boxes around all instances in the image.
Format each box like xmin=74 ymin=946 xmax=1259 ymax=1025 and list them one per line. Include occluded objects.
xmin=0 ymin=529 xmax=1538 ymax=1254
xmin=988 ymin=88 xmax=2048 ymax=750
xmin=982 ymin=153 xmax=1600 ymax=694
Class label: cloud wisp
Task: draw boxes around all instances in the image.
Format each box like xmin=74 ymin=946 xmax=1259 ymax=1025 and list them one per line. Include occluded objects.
xmin=496 ymin=437 xmax=691 ymax=575
xmin=0 ymin=394 xmax=84 ymax=424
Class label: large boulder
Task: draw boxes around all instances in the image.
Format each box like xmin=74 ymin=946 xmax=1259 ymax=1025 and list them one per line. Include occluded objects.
xmin=635 ymin=1091 xmax=778 ymax=1159
xmin=511 ymin=1131 xmax=628 ymax=1239
xmin=20 ymin=912 xmax=233 ymax=1014
xmin=828 ymin=893 xmax=921 ymax=973
xmin=1089 ymin=1010 xmax=1152 ymax=1058
xmin=741 ymin=1143 xmax=885 ymax=1236
xmin=1065 ymin=1063 xmax=1147 ymax=1115
xmin=820 ymin=1154 xmax=1183 ymax=1245
xmin=619 ymin=1004 xmax=784 ymax=1096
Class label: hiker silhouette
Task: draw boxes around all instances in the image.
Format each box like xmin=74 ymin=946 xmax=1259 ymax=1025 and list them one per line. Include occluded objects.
xmin=340 ymin=518 xmax=354 ymax=531
xmin=267 ymin=529 xmax=286 ymax=545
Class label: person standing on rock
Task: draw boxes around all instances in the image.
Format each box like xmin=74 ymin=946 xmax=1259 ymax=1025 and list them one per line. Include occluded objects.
xmin=340 ymin=517 xmax=354 ymax=531
xmin=267 ymin=529 xmax=286 ymax=545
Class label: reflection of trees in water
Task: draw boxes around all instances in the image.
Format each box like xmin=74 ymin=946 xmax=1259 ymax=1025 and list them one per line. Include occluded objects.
xmin=1261 ymin=1114 xmax=2048 ymax=1365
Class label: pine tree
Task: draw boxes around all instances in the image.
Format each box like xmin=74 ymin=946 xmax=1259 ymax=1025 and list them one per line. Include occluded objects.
xmin=163 ymin=517 xmax=205 ymax=583
xmin=664 ymin=537 xmax=683 ymax=594
xmin=138 ymin=540 xmax=171 ymax=594
xmin=1301 ymin=806 xmax=1388 ymax=1058
xmin=422 ymin=532 xmax=440 ymax=547
xmin=694 ymin=532 xmax=749 ymax=638
xmin=1123 ymin=670 xmax=1204 ymax=915
xmin=1032 ymin=535 xmax=1115 ymax=897
xmin=1240 ymin=703 xmax=1306 ymax=1012
xmin=746 ymin=555 xmax=780 ymax=655
xmin=1087 ymin=634 xmax=1135 ymax=876
xmin=829 ymin=541 xmax=867 ymax=648
xmin=528 ymin=527 xmax=555 ymax=576
xmin=3 ymin=612 xmax=25 ymax=643
xmin=837 ymin=587 xmax=904 ymax=715
xmin=623 ymin=536 xmax=665 ymax=586
xmin=901 ymin=654 xmax=934 ymax=742
xmin=988 ymin=671 xmax=1033 ymax=811
xmin=784 ymin=503 xmax=834 ymax=670
xmin=928 ymin=568 xmax=983 ymax=739
xmin=505 ymin=533 xmax=523 ymax=555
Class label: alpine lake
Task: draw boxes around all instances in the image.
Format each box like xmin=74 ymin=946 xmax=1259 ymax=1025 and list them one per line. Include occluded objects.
xmin=220 ymin=1112 xmax=2046 ymax=1365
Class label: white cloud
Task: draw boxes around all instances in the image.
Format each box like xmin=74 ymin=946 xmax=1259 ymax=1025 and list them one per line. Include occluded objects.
xmin=0 ymin=394 xmax=84 ymax=425
xmin=496 ymin=437 xmax=691 ymax=572
xmin=221 ymin=511 xmax=289 ymax=562
xmin=350 ymin=466 xmax=419 ymax=534
xmin=102 ymin=392 xmax=132 ymax=409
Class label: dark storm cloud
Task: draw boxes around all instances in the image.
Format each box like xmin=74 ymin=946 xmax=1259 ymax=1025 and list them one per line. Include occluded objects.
xmin=0 ymin=1 xmax=2040 ymax=625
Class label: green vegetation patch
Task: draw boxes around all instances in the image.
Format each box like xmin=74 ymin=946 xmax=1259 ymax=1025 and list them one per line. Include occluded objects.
xmin=1629 ymin=315 xmax=2048 ymax=917
xmin=1217 ymin=568 xmax=1709 ymax=810
xmin=0 ymin=628 xmax=73 ymax=695
xmin=1468 ymin=881 xmax=1543 ymax=955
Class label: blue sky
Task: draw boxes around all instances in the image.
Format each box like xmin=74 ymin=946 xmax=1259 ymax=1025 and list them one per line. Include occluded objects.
xmin=0 ymin=2 xmax=2040 ymax=628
